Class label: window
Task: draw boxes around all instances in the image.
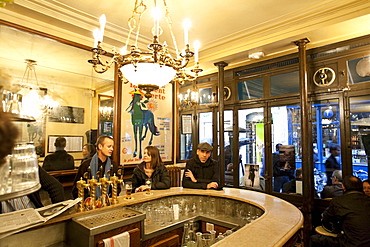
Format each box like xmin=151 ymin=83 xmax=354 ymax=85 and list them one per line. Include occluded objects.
xmin=270 ymin=71 xmax=299 ymax=96
xmin=237 ymin=78 xmax=263 ymax=100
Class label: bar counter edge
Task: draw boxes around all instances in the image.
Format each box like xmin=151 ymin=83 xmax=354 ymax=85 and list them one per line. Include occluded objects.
xmin=3 ymin=187 xmax=304 ymax=247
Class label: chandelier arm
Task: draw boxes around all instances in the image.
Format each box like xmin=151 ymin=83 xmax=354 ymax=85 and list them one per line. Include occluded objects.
xmin=91 ymin=51 xmax=115 ymax=73
xmin=163 ymin=0 xmax=179 ymax=56
xmin=134 ymin=1 xmax=146 ymax=47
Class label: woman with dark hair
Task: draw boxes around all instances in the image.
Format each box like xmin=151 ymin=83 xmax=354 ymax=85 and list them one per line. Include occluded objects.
xmin=81 ymin=143 xmax=96 ymax=162
xmin=131 ymin=146 xmax=171 ymax=192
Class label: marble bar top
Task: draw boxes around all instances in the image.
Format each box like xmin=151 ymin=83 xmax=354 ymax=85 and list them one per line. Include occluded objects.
xmin=47 ymin=187 xmax=303 ymax=247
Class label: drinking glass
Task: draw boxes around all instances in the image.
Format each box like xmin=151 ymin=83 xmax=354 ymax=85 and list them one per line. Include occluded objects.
xmin=125 ymin=181 xmax=133 ymax=199
xmin=145 ymin=178 xmax=152 ymax=195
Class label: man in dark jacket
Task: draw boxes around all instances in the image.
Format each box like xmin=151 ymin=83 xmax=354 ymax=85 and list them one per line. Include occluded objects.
xmin=71 ymin=135 xmax=121 ymax=199
xmin=321 ymin=170 xmax=343 ymax=199
xmin=324 ymin=144 xmax=341 ymax=185
xmin=43 ymin=136 xmax=74 ymax=171
xmin=310 ymin=175 xmax=370 ymax=247
xmin=182 ymin=142 xmax=219 ymax=189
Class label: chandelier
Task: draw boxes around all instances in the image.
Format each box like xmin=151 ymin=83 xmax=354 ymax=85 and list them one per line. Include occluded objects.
xmin=17 ymin=59 xmax=58 ymax=118
xmin=88 ymin=0 xmax=202 ymax=96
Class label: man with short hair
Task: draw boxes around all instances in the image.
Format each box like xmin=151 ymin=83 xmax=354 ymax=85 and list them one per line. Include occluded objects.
xmin=310 ymin=176 xmax=370 ymax=247
xmin=71 ymin=135 xmax=121 ymax=199
xmin=182 ymin=142 xmax=219 ymax=189
xmin=321 ymin=170 xmax=343 ymax=199
xmin=282 ymin=168 xmax=302 ymax=194
xmin=43 ymin=136 xmax=74 ymax=171
xmin=325 ymin=144 xmax=341 ymax=185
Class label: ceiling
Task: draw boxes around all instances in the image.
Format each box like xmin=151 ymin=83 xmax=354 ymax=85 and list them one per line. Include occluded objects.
xmin=1 ymin=0 xmax=370 ymax=93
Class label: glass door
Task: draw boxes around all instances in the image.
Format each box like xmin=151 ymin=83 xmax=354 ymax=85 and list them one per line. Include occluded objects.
xmin=271 ymin=105 xmax=301 ymax=193
xmin=312 ymin=99 xmax=341 ymax=196
xmin=238 ymin=108 xmax=264 ymax=189
xmin=349 ymin=96 xmax=370 ymax=181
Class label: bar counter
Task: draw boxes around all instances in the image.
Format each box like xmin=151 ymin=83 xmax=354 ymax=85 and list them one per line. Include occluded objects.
xmin=1 ymin=187 xmax=303 ymax=247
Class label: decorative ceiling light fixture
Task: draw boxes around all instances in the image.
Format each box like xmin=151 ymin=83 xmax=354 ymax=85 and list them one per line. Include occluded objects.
xmin=18 ymin=59 xmax=58 ymax=118
xmin=89 ymin=0 xmax=202 ymax=97
xmin=248 ymin=51 xmax=265 ymax=60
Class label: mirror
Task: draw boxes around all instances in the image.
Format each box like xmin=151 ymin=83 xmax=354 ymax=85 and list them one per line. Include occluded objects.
xmin=98 ymin=95 xmax=114 ymax=137
xmin=0 ymin=23 xmax=114 ymax=160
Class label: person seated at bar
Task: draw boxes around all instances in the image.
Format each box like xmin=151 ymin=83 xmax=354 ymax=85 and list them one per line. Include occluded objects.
xmin=182 ymin=142 xmax=219 ymax=189
xmin=1 ymin=166 xmax=65 ymax=213
xmin=363 ymin=179 xmax=370 ymax=196
xmin=0 ymin=112 xmax=64 ymax=213
xmin=282 ymin=167 xmax=302 ymax=194
xmin=321 ymin=170 xmax=343 ymax=199
xmin=131 ymin=146 xmax=171 ymax=192
xmin=81 ymin=143 xmax=96 ymax=163
xmin=309 ymin=176 xmax=370 ymax=247
xmin=43 ymin=136 xmax=74 ymax=171
xmin=71 ymin=135 xmax=120 ymax=199
xmin=324 ymin=144 xmax=341 ymax=186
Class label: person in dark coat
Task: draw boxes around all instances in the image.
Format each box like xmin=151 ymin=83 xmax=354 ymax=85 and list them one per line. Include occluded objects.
xmin=131 ymin=146 xmax=171 ymax=192
xmin=182 ymin=142 xmax=219 ymax=189
xmin=310 ymin=176 xmax=370 ymax=247
xmin=43 ymin=136 xmax=74 ymax=171
xmin=324 ymin=144 xmax=341 ymax=185
xmin=0 ymin=112 xmax=64 ymax=213
xmin=71 ymin=135 xmax=121 ymax=199
xmin=321 ymin=170 xmax=343 ymax=199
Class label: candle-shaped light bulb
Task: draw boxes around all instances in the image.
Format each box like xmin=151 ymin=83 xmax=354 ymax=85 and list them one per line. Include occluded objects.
xmin=99 ymin=14 xmax=106 ymax=42
xmin=152 ymin=7 xmax=161 ymax=37
xmin=93 ymin=28 xmax=100 ymax=48
xmin=194 ymin=40 xmax=200 ymax=64
xmin=182 ymin=18 xmax=191 ymax=46
xmin=120 ymin=45 xmax=127 ymax=55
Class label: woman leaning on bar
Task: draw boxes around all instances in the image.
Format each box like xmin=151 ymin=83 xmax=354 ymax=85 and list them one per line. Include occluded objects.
xmin=131 ymin=146 xmax=171 ymax=192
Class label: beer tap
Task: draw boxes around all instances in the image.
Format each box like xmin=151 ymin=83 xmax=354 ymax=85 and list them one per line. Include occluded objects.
xmin=89 ymin=176 xmax=101 ymax=210
xmin=99 ymin=175 xmax=112 ymax=207
xmin=110 ymin=173 xmax=123 ymax=205
xmin=76 ymin=178 xmax=89 ymax=212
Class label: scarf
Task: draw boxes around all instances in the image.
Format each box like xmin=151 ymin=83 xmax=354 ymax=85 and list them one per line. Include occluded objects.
xmin=90 ymin=153 xmax=111 ymax=199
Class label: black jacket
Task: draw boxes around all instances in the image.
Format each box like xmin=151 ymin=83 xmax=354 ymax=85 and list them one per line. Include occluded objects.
xmin=43 ymin=150 xmax=74 ymax=171
xmin=131 ymin=162 xmax=171 ymax=191
xmin=322 ymin=190 xmax=370 ymax=247
xmin=182 ymin=155 xmax=219 ymax=189
xmin=321 ymin=183 xmax=344 ymax=199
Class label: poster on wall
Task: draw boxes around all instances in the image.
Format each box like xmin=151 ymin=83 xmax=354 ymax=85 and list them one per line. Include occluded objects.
xmin=120 ymin=83 xmax=173 ymax=164
xmin=244 ymin=164 xmax=260 ymax=188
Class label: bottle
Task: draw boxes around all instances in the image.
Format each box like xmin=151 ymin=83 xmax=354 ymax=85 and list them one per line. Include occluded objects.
xmin=188 ymin=220 xmax=196 ymax=243
xmin=182 ymin=223 xmax=190 ymax=247
xmin=196 ymin=232 xmax=202 ymax=247
xmin=216 ymin=233 xmax=225 ymax=242
xmin=210 ymin=230 xmax=216 ymax=245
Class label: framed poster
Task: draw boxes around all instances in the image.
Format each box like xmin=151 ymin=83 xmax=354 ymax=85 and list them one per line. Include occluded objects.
xmin=120 ymin=83 xmax=173 ymax=164
xmin=182 ymin=114 xmax=192 ymax=134
xmin=47 ymin=135 xmax=83 ymax=153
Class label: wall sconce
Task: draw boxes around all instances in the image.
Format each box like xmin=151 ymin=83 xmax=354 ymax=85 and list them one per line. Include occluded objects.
xmin=178 ymin=88 xmax=198 ymax=110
